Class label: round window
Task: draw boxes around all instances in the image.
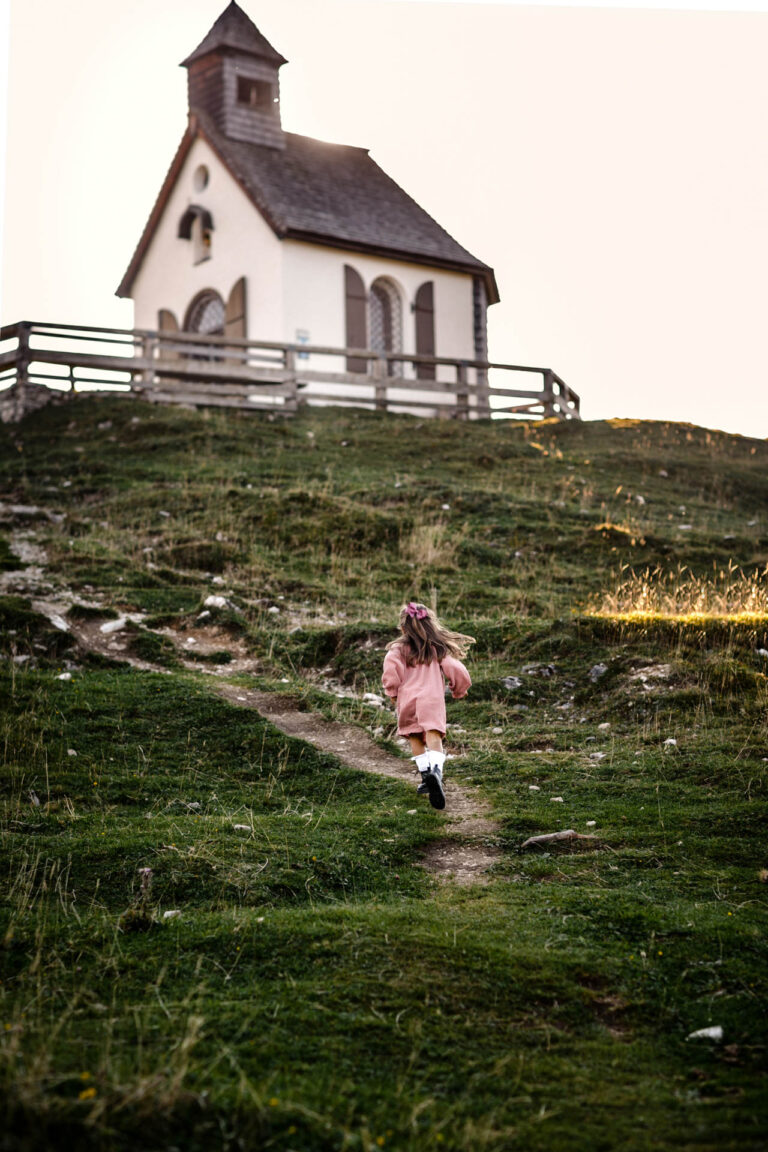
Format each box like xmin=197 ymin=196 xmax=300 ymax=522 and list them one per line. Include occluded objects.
xmin=193 ymin=164 xmax=210 ymax=192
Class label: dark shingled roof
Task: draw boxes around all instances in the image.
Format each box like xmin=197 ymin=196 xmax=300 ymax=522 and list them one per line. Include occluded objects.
xmin=197 ymin=111 xmax=497 ymax=298
xmin=181 ymin=1 xmax=287 ymax=67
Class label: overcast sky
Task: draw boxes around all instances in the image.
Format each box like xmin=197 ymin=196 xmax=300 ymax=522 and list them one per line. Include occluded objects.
xmin=2 ymin=0 xmax=767 ymax=438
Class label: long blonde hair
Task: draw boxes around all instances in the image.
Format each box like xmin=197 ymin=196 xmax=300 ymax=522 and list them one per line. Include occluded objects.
xmin=387 ymin=602 xmax=475 ymax=667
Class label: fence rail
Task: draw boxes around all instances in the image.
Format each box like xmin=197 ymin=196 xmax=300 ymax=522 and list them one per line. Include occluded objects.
xmin=0 ymin=321 xmax=580 ymax=423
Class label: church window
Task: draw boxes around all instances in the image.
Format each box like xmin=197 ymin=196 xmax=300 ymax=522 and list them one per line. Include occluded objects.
xmin=193 ymin=165 xmax=209 ymax=192
xmin=237 ymin=76 xmax=272 ymax=108
xmin=369 ymin=277 xmax=402 ymax=376
xmin=185 ymin=289 xmax=226 ymax=337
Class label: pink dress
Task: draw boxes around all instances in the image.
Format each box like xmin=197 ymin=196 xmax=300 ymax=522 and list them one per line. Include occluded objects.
xmin=382 ymin=644 xmax=471 ymax=736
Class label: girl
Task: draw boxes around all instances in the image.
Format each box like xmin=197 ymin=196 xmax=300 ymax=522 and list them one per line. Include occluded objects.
xmin=382 ymin=602 xmax=474 ymax=810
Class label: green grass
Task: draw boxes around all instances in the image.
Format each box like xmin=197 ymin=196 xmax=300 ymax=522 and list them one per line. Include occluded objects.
xmin=0 ymin=399 xmax=767 ymax=1151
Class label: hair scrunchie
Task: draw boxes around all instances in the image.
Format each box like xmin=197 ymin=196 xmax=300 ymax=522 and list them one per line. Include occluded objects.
xmin=405 ymin=602 xmax=429 ymax=619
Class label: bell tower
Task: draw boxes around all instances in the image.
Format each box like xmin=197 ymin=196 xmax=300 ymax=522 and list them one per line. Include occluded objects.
xmin=181 ymin=2 xmax=288 ymax=150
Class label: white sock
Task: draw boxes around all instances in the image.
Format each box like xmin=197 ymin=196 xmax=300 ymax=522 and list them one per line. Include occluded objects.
xmin=413 ymin=752 xmax=431 ymax=773
xmin=428 ymin=750 xmax=446 ymax=777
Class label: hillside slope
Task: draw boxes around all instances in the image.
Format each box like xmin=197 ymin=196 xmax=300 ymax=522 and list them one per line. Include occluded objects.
xmin=1 ymin=399 xmax=766 ymax=1152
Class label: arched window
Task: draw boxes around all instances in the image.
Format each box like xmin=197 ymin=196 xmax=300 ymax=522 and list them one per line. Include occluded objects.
xmin=184 ymin=289 xmax=226 ymax=361
xmin=185 ymin=289 xmax=226 ymax=336
xmin=369 ymin=277 xmax=402 ymax=376
xmin=178 ymin=205 xmax=214 ymax=264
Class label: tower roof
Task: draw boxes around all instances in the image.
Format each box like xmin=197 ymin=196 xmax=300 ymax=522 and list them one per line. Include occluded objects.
xmin=181 ymin=2 xmax=287 ymax=68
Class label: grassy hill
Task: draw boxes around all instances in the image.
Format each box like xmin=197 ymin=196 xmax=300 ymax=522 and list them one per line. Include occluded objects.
xmin=1 ymin=398 xmax=767 ymax=1151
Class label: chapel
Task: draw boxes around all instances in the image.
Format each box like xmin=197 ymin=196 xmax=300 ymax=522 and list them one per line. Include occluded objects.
xmin=116 ymin=2 xmax=498 ymax=382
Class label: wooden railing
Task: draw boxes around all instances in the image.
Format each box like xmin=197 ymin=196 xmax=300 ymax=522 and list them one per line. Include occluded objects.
xmin=0 ymin=321 xmax=580 ymax=423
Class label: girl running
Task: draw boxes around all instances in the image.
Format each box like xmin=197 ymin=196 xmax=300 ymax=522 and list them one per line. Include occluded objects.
xmin=382 ymin=602 xmax=474 ymax=810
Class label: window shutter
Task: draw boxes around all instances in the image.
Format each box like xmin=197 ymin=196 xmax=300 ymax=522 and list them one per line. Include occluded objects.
xmin=344 ymin=265 xmax=367 ymax=373
xmin=157 ymin=309 xmax=179 ymax=361
xmin=414 ymin=282 xmax=435 ymax=380
xmin=225 ymin=277 xmax=247 ymax=340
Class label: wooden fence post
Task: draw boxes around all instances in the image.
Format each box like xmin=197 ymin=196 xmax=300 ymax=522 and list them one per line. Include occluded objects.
xmin=373 ymin=356 xmax=387 ymax=411
xmin=456 ymin=363 xmax=469 ymax=420
xmin=284 ymin=347 xmax=298 ymax=412
xmin=137 ymin=333 xmax=157 ymax=394
xmin=14 ymin=323 xmax=31 ymax=421
xmin=542 ymin=370 xmax=556 ymax=418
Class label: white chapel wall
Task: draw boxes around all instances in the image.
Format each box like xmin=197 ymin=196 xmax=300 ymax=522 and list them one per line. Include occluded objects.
xmin=131 ymin=136 xmax=283 ymax=342
xmin=281 ymin=241 xmax=478 ymax=413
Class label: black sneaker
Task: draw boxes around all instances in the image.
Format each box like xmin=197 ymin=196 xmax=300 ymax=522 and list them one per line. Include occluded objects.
xmin=422 ymin=770 xmax=446 ymax=811
xmin=417 ymin=772 xmax=430 ymax=795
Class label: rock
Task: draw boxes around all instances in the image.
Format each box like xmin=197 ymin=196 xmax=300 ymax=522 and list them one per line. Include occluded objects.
xmin=196 ymin=610 xmax=211 ymax=622
xmin=67 ymin=749 xmax=77 ymax=757
xmin=686 ymin=1026 xmax=723 ymax=1042
xmin=585 ymin=820 xmax=597 ymax=827
xmin=658 ymin=468 xmax=668 ymax=477
xmin=162 ymin=910 xmax=181 ymax=920
xmin=211 ymin=575 xmax=225 ymax=586
xmin=664 ymin=738 xmax=677 ymax=747
xmin=589 ymin=752 xmax=607 ymax=761
xmin=158 ymin=510 xmax=171 ymax=518
xmin=100 ymin=617 xmax=128 ymax=635
xmin=203 ymin=595 xmax=229 ymax=610
xmin=589 ymin=663 xmax=608 ymax=682
xmin=56 ymin=672 xmax=72 ymax=681
xmin=598 ymin=722 xmax=611 ymax=731
xmin=363 ymin=692 xmax=385 ymax=706
xmin=267 ymin=606 xmax=280 ymax=614
xmin=233 ymin=824 xmax=250 ymax=831
xmin=528 ymin=784 xmax=540 ymax=792
xmin=550 ymin=796 xmax=564 ymax=803
xmin=491 ymin=726 xmax=504 ymax=735
xmin=510 ymin=704 xmax=529 ymax=714
xmin=757 ymin=649 xmax=768 ymax=658
xmin=522 ymin=663 xmax=555 ymax=678
xmin=501 ymin=676 xmax=522 ymax=690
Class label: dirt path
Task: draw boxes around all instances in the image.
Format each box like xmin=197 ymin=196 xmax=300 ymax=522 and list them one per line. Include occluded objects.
xmin=215 ymin=682 xmax=501 ymax=885
xmin=2 ymin=513 xmax=501 ymax=885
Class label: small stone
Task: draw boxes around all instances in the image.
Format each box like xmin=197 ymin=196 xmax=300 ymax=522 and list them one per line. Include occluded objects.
xmin=510 ymin=704 xmax=529 ymax=714
xmin=589 ymin=663 xmax=608 ymax=682
xmin=589 ymin=752 xmax=606 ymax=761
xmin=441 ymin=503 xmax=451 ymax=510
xmin=502 ymin=676 xmax=523 ymax=691
xmin=528 ymin=784 xmax=540 ymax=792
xmin=757 ymin=649 xmax=768 ymax=658
xmin=203 ymin=595 xmax=228 ymax=609
xmin=686 ymin=1026 xmax=723 ymax=1042
xmin=233 ymin=824 xmax=250 ymax=831
xmin=363 ymin=692 xmax=385 ymax=706
xmin=100 ymin=617 xmax=127 ymax=635
xmin=267 ymin=606 xmax=280 ymax=614
xmin=162 ymin=910 xmax=181 ymax=920
xmin=491 ymin=726 xmax=503 ymax=735
xmin=658 ymin=468 xmax=668 ymax=477
xmin=56 ymin=672 xmax=72 ymax=681
xmin=678 ymin=524 xmax=692 ymax=531
xmin=196 ymin=610 xmax=211 ymax=622
xmin=664 ymin=738 xmax=677 ymax=747
xmin=550 ymin=796 xmax=564 ymax=802
xmin=407 ymin=809 xmax=418 ymax=815
xmin=586 ymin=820 xmax=596 ymax=827
xmin=598 ymin=722 xmax=611 ymax=731
xmin=67 ymin=748 xmax=77 ymax=757
xmin=158 ymin=510 xmax=171 ymax=518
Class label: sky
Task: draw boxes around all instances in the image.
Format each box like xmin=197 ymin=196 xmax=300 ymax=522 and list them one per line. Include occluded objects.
xmin=2 ymin=0 xmax=767 ymax=438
